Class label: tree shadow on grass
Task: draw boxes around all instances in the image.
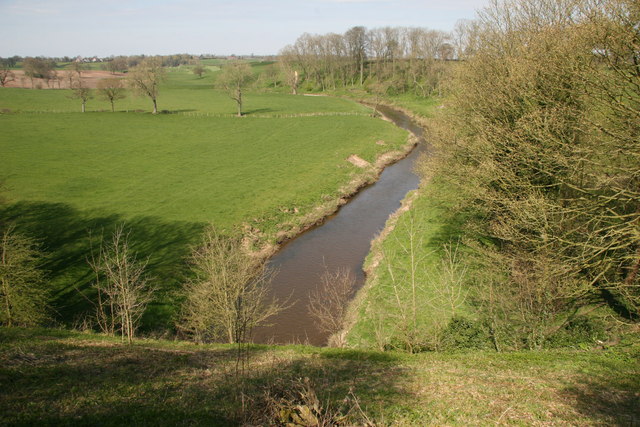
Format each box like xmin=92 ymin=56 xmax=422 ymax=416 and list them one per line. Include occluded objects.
xmin=0 ymin=339 xmax=253 ymax=426
xmin=0 ymin=334 xmax=411 ymax=426
xmin=244 ymin=108 xmax=274 ymax=115
xmin=0 ymin=201 xmax=206 ymax=330
xmin=159 ymin=109 xmax=197 ymax=114
xmin=563 ymin=355 xmax=640 ymax=426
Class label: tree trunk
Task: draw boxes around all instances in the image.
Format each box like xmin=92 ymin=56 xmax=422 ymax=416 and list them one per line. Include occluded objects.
xmin=110 ymin=100 xmax=115 ymax=112
xmin=292 ymin=71 xmax=298 ymax=95
xmin=236 ymin=87 xmax=242 ymax=117
xmin=152 ymin=98 xmax=158 ymax=114
xmin=81 ymin=101 xmax=86 ymax=113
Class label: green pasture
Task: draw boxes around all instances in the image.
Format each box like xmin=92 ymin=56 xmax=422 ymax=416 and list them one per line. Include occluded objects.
xmin=0 ymin=66 xmax=367 ymax=115
xmin=1 ymin=113 xmax=402 ymax=224
xmin=0 ymin=65 xmax=407 ymax=328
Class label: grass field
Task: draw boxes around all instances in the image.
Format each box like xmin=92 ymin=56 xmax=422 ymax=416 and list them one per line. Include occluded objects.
xmin=0 ymin=65 xmax=407 ymax=329
xmin=0 ymin=69 xmax=367 ymax=115
xmin=1 ymin=327 xmax=638 ymax=426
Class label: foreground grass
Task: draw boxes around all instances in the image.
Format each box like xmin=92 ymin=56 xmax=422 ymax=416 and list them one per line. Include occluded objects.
xmin=1 ymin=327 xmax=638 ymax=426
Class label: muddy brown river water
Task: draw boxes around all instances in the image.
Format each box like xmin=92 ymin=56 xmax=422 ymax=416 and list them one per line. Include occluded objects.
xmin=253 ymin=105 xmax=427 ymax=345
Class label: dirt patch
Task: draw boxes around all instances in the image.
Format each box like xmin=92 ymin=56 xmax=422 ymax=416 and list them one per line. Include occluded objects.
xmin=4 ymin=70 xmax=125 ymax=89
xmin=347 ymin=154 xmax=371 ymax=168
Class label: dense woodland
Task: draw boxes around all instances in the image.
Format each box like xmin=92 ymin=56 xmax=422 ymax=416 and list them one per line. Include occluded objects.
xmin=278 ymin=24 xmax=470 ymax=96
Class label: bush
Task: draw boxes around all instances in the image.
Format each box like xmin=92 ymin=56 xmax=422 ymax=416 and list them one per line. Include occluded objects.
xmin=440 ymin=316 xmax=490 ymax=351
xmin=545 ymin=316 xmax=607 ymax=349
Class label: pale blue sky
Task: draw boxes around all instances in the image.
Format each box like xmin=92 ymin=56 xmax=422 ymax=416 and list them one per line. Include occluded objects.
xmin=0 ymin=0 xmax=489 ymax=57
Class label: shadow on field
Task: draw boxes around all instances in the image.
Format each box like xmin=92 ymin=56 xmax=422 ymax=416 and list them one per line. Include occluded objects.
xmin=0 ymin=201 xmax=205 ymax=330
xmin=159 ymin=109 xmax=197 ymax=114
xmin=0 ymin=330 xmax=411 ymax=426
xmin=245 ymin=108 xmax=274 ymax=115
xmin=564 ymin=358 xmax=640 ymax=426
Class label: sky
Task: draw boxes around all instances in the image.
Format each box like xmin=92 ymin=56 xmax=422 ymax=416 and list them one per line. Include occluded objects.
xmin=0 ymin=0 xmax=490 ymax=57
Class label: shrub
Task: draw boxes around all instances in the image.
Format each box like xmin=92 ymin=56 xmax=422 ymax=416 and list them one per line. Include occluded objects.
xmin=545 ymin=316 xmax=607 ymax=349
xmin=440 ymin=316 xmax=490 ymax=351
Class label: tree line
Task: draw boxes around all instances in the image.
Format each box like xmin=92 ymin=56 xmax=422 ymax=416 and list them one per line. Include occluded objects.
xmin=1 ymin=55 xmax=258 ymax=116
xmin=278 ymin=23 xmax=478 ymax=96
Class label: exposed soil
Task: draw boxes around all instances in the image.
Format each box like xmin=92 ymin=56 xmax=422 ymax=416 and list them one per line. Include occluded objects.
xmin=4 ymin=70 xmax=125 ymax=89
xmin=347 ymin=154 xmax=371 ymax=168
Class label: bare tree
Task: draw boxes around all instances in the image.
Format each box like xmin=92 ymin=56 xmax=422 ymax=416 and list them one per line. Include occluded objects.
xmin=374 ymin=213 xmax=469 ymax=352
xmin=308 ymin=268 xmax=356 ymax=347
xmin=192 ymin=64 xmax=206 ymax=78
xmin=279 ymin=25 xmax=453 ymax=96
xmin=0 ymin=226 xmax=48 ymax=327
xmin=96 ymin=78 xmax=126 ymax=112
xmin=452 ymin=19 xmax=480 ymax=59
xmin=279 ymin=49 xmax=300 ymax=94
xmin=345 ymin=26 xmax=367 ymax=85
xmin=127 ymin=57 xmax=165 ymax=114
xmin=0 ymin=62 xmax=15 ymax=87
xmin=23 ymin=57 xmax=55 ymax=89
xmin=63 ymin=70 xmax=75 ymax=88
xmin=178 ymin=225 xmax=283 ymax=344
xmin=69 ymin=78 xmax=92 ymax=113
xmin=217 ymin=61 xmax=255 ymax=116
xmin=89 ymin=225 xmax=154 ymax=344
xmin=263 ymin=63 xmax=280 ymax=88
xmin=69 ymin=61 xmax=86 ymax=80
xmin=106 ymin=57 xmax=128 ymax=74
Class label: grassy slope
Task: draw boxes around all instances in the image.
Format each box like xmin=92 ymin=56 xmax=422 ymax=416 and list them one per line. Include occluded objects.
xmin=1 ymin=327 xmax=638 ymax=426
xmin=346 ymin=182 xmax=468 ymax=349
xmin=0 ymin=66 xmax=406 ymax=328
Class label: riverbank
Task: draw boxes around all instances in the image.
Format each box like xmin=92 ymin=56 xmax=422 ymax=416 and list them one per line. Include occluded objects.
xmin=252 ymin=103 xmax=426 ymax=345
xmin=333 ymin=101 xmax=468 ymax=350
xmin=339 ymin=93 xmax=637 ymax=353
xmin=246 ymin=107 xmax=419 ymax=260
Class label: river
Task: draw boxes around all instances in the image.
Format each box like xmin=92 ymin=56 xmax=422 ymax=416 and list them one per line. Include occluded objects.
xmin=253 ymin=105 xmax=427 ymax=345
